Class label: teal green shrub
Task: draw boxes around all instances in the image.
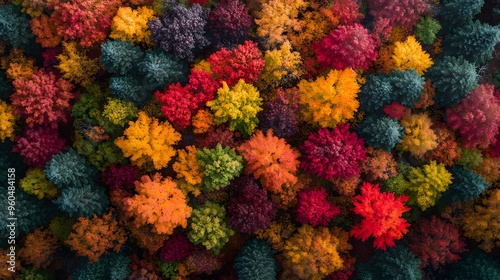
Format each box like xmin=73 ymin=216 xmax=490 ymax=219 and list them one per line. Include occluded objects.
xmin=234 ymin=239 xmax=279 ymax=280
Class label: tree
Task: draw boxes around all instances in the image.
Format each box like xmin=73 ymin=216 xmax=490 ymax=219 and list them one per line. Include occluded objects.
xmin=259 ymin=40 xmax=302 ymax=88
xmin=441 ymin=165 xmax=489 ymax=202
xmin=109 ymin=75 xmax=150 ymax=107
xmin=207 ymin=79 xmax=263 ymax=136
xmin=415 ymin=17 xmax=441 ymax=45
xmin=227 ymin=177 xmax=277 ymax=234
xmin=0 ymin=5 xmax=35 ymax=50
xmin=50 ymin=0 xmax=122 ymax=47
xmin=196 ymin=143 xmax=244 ymax=192
xmin=20 ymin=168 xmax=59 ymax=200
xmin=30 ymin=14 xmax=62 ymax=48
xmin=137 ymin=49 xmax=188 ymax=91
xmin=351 ymin=182 xmax=410 ymax=250
xmin=357 ymin=115 xmax=404 ymax=152
xmin=45 ymin=148 xmax=98 ymax=189
xmin=19 ymin=228 xmax=59 ymax=270
xmin=56 ymin=42 xmax=100 ymax=86
xmin=441 ymin=0 xmax=485 ymax=30
xmin=100 ymin=39 xmax=144 ymax=76
xmin=387 ymin=69 xmax=425 ymax=107
xmin=280 ymin=225 xmax=344 ymax=279
xmin=72 ymin=253 xmax=131 ymax=280
xmin=11 ymin=69 xmax=74 ymax=129
xmin=356 ymin=245 xmax=422 ymax=280
xmin=13 ymin=126 xmax=66 ymax=168
xmin=446 ymin=84 xmax=500 ymax=149
xmin=148 ymin=3 xmax=209 ymax=61
xmin=259 ymin=89 xmax=300 ymax=138
xmin=159 ymin=234 xmax=195 ymax=262
xmin=54 ymin=183 xmax=109 ymax=218
xmin=124 ymin=173 xmax=192 ymax=235
xmin=208 ymin=0 xmax=253 ymax=48
xmin=426 ymin=56 xmax=478 ymax=108
xmin=114 ymin=111 xmax=181 ymax=170
xmin=389 ymin=36 xmax=433 ymax=75
xmin=66 ymin=213 xmax=127 ymax=263
xmin=298 ymin=68 xmax=360 ymax=128
xmin=366 ymin=0 xmax=429 ymax=25
xmin=443 ymin=21 xmax=500 ymax=67
xmin=188 ymin=201 xmax=234 ymax=254
xmin=462 ymin=189 xmax=500 ymax=252
xmin=301 ymin=124 xmax=366 ymax=180
xmin=0 ymin=100 xmax=15 ymax=142
xmin=406 ymin=216 xmax=467 ymax=268
xmin=110 ymin=6 xmax=155 ymax=46
xmin=399 ymin=112 xmax=438 ymax=158
xmin=295 ymin=188 xmax=340 ymax=227
xmin=358 ymin=73 xmax=393 ymax=113
xmin=234 ymin=239 xmax=279 ymax=280
xmin=237 ymin=129 xmax=300 ymax=194
xmin=254 ymin=0 xmax=308 ymax=48
xmin=102 ymin=97 xmax=138 ymax=127
xmin=315 ymin=24 xmax=377 ymax=70
xmin=207 ymin=40 xmax=265 ymax=87
xmin=406 ymin=161 xmax=453 ymax=210
xmin=362 ymin=148 xmax=398 ymax=182
xmin=449 ymin=251 xmax=500 ymax=280
xmin=173 ymin=145 xmax=204 ymax=193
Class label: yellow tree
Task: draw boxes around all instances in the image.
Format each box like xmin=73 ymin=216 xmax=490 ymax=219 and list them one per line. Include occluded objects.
xmin=400 ymin=112 xmax=438 ymax=158
xmin=110 ymin=6 xmax=155 ymax=46
xmin=114 ymin=111 xmax=181 ymax=170
xmin=298 ymin=68 xmax=360 ymax=128
xmin=389 ymin=36 xmax=433 ymax=75
xmin=258 ymin=40 xmax=302 ymax=88
xmin=173 ymin=145 xmax=204 ymax=197
xmin=56 ymin=42 xmax=100 ymax=86
xmin=0 ymin=100 xmax=15 ymax=142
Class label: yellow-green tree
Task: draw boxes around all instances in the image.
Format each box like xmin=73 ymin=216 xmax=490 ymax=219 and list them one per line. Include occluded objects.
xmin=298 ymin=68 xmax=360 ymax=128
xmin=406 ymin=161 xmax=453 ymax=210
xmin=207 ymin=79 xmax=262 ymax=136
xmin=110 ymin=6 xmax=155 ymax=46
xmin=389 ymin=36 xmax=433 ymax=75
xmin=114 ymin=111 xmax=181 ymax=170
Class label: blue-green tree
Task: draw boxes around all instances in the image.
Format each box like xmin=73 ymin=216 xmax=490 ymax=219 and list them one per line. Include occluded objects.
xmin=441 ymin=165 xmax=489 ymax=202
xmin=101 ymin=39 xmax=144 ymax=76
xmin=234 ymin=239 xmax=279 ymax=280
xmin=357 ymin=116 xmax=405 ymax=152
xmin=53 ymin=183 xmax=109 ymax=218
xmin=450 ymin=251 xmax=500 ymax=280
xmin=45 ymin=149 xmax=98 ymax=189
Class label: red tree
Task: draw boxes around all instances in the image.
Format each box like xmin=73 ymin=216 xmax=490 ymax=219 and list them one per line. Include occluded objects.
xmin=11 ymin=69 xmax=74 ymax=128
xmin=295 ymin=188 xmax=340 ymax=227
xmin=350 ymin=182 xmax=410 ymax=250
xmin=300 ymin=124 xmax=367 ymax=180
xmin=366 ymin=0 xmax=429 ymax=26
xmin=208 ymin=40 xmax=265 ymax=87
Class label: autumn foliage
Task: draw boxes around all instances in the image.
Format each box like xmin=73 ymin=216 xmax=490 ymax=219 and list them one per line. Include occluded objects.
xmin=351 ymin=182 xmax=410 ymax=250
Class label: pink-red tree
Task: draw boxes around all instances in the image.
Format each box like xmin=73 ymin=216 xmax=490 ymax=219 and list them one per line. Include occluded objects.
xmin=12 ymin=126 xmax=66 ymax=168
xmin=314 ymin=24 xmax=377 ymax=70
xmin=366 ymin=0 xmax=429 ymax=26
xmin=295 ymin=188 xmax=340 ymax=227
xmin=300 ymin=124 xmax=367 ymax=180
xmin=446 ymin=84 xmax=500 ymax=149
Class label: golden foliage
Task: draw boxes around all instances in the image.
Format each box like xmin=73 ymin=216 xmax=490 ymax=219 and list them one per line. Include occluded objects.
xmin=298 ymin=68 xmax=360 ymax=128
xmin=0 ymin=100 xmax=15 ymax=142
xmin=259 ymin=40 xmax=302 ymax=88
xmin=114 ymin=111 xmax=181 ymax=170
xmin=110 ymin=6 xmax=155 ymax=46
xmin=390 ymin=36 xmax=433 ymax=75
xmin=462 ymin=189 xmax=500 ymax=252
xmin=173 ymin=145 xmax=204 ymax=188
xmin=56 ymin=42 xmax=100 ymax=86
xmin=400 ymin=112 xmax=438 ymax=158
xmin=1 ymin=48 xmax=36 ymax=80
